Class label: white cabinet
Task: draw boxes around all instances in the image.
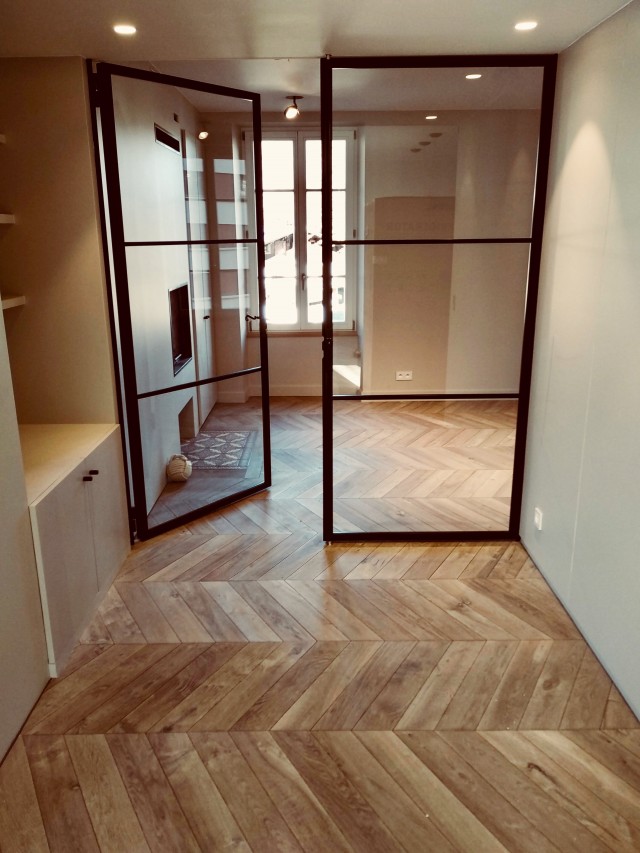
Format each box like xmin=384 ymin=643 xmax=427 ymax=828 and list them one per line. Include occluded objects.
xmin=21 ymin=425 xmax=130 ymax=675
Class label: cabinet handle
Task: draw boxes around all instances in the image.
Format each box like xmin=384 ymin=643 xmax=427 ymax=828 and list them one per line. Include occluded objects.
xmin=83 ymin=475 xmax=93 ymax=482
xmin=203 ymin=315 xmax=210 ymax=320
xmin=89 ymin=469 xmax=100 ymax=475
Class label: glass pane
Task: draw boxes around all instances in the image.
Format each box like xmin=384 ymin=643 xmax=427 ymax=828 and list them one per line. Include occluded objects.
xmin=355 ymin=242 xmax=529 ymax=395
xmin=262 ymin=139 xmax=294 ymax=190
xmin=307 ymin=277 xmax=346 ymax=325
xmin=305 ymin=139 xmax=347 ymax=189
xmin=264 ymin=191 xmax=296 ymax=277
xmin=266 ymin=278 xmax=298 ymax=325
xmin=143 ymin=380 xmax=266 ymax=530
xmin=331 ymin=240 xmax=529 ymax=533
xmin=332 ymin=65 xmax=542 ymax=240
xmin=332 ymin=398 xmax=515 ymax=534
xmin=126 ymin=242 xmax=260 ymax=396
xmin=111 ymin=75 xmax=255 ymax=243
xmin=307 ymin=190 xmax=346 ymax=277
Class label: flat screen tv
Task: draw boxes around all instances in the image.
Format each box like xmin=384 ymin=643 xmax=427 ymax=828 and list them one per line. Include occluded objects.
xmin=169 ymin=284 xmax=193 ymax=375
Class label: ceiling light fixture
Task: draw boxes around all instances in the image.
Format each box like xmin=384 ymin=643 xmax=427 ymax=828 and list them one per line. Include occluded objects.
xmin=284 ymin=96 xmax=303 ymax=120
xmin=466 ymin=73 xmax=482 ymax=80
xmin=515 ymin=21 xmax=538 ymax=31
xmin=425 ymin=115 xmax=438 ymax=120
xmin=113 ymin=24 xmax=137 ymax=35
xmin=198 ymin=131 xmax=209 ymax=140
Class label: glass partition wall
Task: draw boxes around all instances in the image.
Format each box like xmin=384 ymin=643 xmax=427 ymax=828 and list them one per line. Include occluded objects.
xmin=321 ymin=57 xmax=557 ymax=541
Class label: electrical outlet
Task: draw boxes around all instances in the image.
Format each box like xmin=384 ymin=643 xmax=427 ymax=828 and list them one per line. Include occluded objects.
xmin=396 ymin=370 xmax=413 ymax=381
xmin=534 ymin=507 xmax=543 ymax=531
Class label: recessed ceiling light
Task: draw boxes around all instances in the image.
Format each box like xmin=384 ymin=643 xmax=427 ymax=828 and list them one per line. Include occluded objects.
xmin=466 ymin=73 xmax=482 ymax=80
xmin=515 ymin=21 xmax=538 ymax=31
xmin=113 ymin=24 xmax=137 ymax=36
xmin=425 ymin=115 xmax=438 ymax=120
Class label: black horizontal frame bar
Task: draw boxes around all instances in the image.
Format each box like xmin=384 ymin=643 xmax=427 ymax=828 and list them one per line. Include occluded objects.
xmin=334 ymin=238 xmax=532 ymax=246
xmin=329 ymin=531 xmax=517 ymax=543
xmin=125 ymin=238 xmax=258 ymax=248
xmin=137 ymin=366 xmax=261 ymax=400
xmin=97 ymin=62 xmax=260 ymax=103
xmin=328 ymin=54 xmax=555 ymax=70
xmin=334 ymin=393 xmax=518 ymax=401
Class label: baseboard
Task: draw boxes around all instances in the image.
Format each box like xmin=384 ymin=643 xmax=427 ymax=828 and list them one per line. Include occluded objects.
xmin=217 ymin=391 xmax=250 ymax=404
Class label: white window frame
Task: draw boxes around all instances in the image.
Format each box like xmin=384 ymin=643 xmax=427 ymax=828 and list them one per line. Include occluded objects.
xmin=245 ymin=128 xmax=358 ymax=332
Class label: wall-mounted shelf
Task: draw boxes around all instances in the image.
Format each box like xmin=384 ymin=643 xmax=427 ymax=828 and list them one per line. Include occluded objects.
xmin=0 ymin=214 xmax=16 ymax=225
xmin=2 ymin=294 xmax=26 ymax=311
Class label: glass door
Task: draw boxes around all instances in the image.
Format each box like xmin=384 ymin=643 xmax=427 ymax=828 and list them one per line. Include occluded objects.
xmin=321 ymin=56 xmax=557 ymax=541
xmin=96 ymin=63 xmax=269 ymax=539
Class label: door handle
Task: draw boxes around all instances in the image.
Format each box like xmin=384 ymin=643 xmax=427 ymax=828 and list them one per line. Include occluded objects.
xmin=245 ymin=314 xmax=259 ymax=322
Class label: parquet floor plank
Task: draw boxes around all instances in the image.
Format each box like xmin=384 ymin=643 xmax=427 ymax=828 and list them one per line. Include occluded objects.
xmin=105 ymin=734 xmax=201 ymax=852
xmin=273 ymin=731 xmax=401 ymax=852
xmin=398 ymin=731 xmax=560 ymax=853
xmin=0 ymin=737 xmax=49 ymax=853
xmin=189 ymin=732 xmax=303 ymax=852
xmin=316 ymin=731 xmax=458 ymax=851
xmin=24 ymin=735 xmax=100 ymax=852
xmin=440 ymin=731 xmax=611 ymax=853
xmin=483 ymin=731 xmax=640 ymax=851
xmin=148 ymin=732 xmax=250 ymax=851
xmin=357 ymin=731 xmax=509 ymax=851
xmin=65 ymin=735 xmax=149 ymax=853
xmin=230 ymin=731 xmax=352 ymax=852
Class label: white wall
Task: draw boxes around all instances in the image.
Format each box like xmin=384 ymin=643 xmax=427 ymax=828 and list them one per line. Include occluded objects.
xmin=447 ymin=111 xmax=539 ymax=394
xmin=522 ymin=0 xmax=640 ymax=716
xmin=112 ymin=76 xmax=201 ymax=511
xmin=358 ymin=112 xmax=539 ymax=395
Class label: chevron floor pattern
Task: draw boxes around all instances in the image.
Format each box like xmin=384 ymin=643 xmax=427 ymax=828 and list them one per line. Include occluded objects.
xmin=2 ymin=400 xmax=639 ymax=851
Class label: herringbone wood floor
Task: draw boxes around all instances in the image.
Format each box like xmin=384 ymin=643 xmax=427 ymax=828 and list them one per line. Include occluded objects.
xmin=1 ymin=399 xmax=639 ymax=852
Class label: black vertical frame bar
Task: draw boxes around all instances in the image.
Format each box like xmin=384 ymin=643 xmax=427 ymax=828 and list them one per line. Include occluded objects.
xmin=252 ymin=96 xmax=272 ymax=487
xmin=321 ymin=58 xmax=334 ymax=542
xmin=95 ymin=64 xmax=150 ymax=538
xmin=509 ymin=55 xmax=557 ymax=536
xmin=322 ymin=54 xmax=557 ymax=543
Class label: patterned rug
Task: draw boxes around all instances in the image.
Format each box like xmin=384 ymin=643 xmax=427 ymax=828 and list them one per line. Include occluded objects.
xmin=181 ymin=430 xmax=255 ymax=470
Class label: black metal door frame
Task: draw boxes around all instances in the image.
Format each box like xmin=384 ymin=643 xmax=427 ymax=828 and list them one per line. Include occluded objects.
xmin=321 ymin=54 xmax=558 ymax=542
xmin=92 ymin=62 xmax=270 ymax=540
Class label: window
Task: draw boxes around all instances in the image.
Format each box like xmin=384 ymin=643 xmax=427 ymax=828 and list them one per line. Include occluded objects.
xmin=246 ymin=129 xmax=357 ymax=331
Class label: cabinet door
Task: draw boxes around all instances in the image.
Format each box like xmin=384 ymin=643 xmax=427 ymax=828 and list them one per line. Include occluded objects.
xmin=31 ymin=464 xmax=98 ymax=668
xmin=86 ymin=427 xmax=130 ymax=590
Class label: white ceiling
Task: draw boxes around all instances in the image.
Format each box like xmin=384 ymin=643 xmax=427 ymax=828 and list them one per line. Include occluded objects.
xmin=0 ymin=0 xmax=633 ymax=111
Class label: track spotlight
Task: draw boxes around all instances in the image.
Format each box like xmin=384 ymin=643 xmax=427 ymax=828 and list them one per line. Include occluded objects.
xmin=284 ymin=96 xmax=303 ymax=120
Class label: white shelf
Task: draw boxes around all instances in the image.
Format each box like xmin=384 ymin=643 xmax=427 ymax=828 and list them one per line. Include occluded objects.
xmin=0 ymin=213 xmax=16 ymax=225
xmin=2 ymin=294 xmax=26 ymax=310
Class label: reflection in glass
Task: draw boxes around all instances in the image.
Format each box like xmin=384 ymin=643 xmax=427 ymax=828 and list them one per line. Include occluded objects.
xmin=332 ymin=398 xmax=516 ymax=535
xmin=144 ymin=385 xmax=265 ymax=530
